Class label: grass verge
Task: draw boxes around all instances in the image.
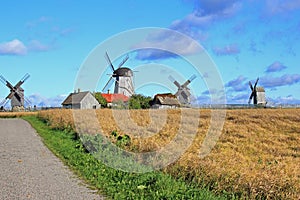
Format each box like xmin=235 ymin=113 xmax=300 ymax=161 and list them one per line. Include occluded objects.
xmin=22 ymin=115 xmax=229 ymax=200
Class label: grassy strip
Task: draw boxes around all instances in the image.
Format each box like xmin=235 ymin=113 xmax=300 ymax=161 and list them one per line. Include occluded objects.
xmin=23 ymin=115 xmax=228 ymax=200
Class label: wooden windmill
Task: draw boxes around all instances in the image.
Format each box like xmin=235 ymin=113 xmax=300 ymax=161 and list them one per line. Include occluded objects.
xmin=169 ymin=74 xmax=196 ymax=106
xmin=0 ymin=73 xmax=30 ymax=110
xmin=102 ymin=52 xmax=134 ymax=97
xmin=248 ymin=77 xmax=267 ymax=107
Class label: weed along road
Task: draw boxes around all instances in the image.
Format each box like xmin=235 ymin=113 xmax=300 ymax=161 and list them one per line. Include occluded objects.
xmin=0 ymin=119 xmax=103 ymax=200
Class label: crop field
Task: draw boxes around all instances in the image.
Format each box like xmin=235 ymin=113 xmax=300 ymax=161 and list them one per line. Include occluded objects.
xmin=0 ymin=111 xmax=37 ymax=118
xmin=38 ymin=108 xmax=300 ymax=199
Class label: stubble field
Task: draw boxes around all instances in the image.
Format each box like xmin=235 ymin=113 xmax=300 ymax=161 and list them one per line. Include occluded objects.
xmin=37 ymin=108 xmax=300 ymax=199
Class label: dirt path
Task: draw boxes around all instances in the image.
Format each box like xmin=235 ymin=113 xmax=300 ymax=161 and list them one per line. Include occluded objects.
xmin=0 ymin=118 xmax=104 ymax=200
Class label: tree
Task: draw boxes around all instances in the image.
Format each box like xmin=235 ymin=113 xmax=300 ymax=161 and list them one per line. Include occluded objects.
xmin=94 ymin=92 xmax=107 ymax=108
xmin=128 ymin=94 xmax=152 ymax=109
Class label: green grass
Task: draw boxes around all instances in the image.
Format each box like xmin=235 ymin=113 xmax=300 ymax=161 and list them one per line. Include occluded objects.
xmin=23 ymin=115 xmax=230 ymax=200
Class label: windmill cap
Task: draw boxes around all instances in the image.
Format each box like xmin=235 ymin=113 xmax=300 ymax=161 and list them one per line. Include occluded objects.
xmin=113 ymin=67 xmax=133 ymax=77
xmin=256 ymin=87 xmax=265 ymax=92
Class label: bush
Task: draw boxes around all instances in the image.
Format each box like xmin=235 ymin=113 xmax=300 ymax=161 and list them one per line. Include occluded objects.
xmin=129 ymin=94 xmax=152 ymax=109
xmin=94 ymin=92 xmax=107 ymax=108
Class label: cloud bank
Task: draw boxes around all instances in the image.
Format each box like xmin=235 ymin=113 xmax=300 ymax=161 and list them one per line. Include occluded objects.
xmin=0 ymin=39 xmax=27 ymax=55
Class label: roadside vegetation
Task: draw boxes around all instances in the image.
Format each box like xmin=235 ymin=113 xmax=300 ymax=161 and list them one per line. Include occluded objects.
xmin=22 ymin=115 xmax=227 ymax=200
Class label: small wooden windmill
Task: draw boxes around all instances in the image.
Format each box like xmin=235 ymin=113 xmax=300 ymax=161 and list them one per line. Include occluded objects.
xmin=169 ymin=74 xmax=196 ymax=106
xmin=0 ymin=73 xmax=30 ymax=110
xmin=102 ymin=52 xmax=134 ymax=97
xmin=248 ymin=77 xmax=267 ymax=107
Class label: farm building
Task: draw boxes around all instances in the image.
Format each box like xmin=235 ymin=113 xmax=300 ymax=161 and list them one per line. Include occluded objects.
xmin=151 ymin=93 xmax=180 ymax=109
xmin=62 ymin=91 xmax=100 ymax=109
xmin=101 ymin=93 xmax=129 ymax=107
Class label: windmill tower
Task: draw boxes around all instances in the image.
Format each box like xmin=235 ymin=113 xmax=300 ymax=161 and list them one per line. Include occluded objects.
xmin=248 ymin=78 xmax=267 ymax=107
xmin=0 ymin=73 xmax=30 ymax=110
xmin=102 ymin=52 xmax=134 ymax=97
xmin=169 ymin=74 xmax=196 ymax=106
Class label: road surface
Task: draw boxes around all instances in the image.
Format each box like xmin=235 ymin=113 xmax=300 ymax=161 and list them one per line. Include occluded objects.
xmin=0 ymin=118 xmax=104 ymax=200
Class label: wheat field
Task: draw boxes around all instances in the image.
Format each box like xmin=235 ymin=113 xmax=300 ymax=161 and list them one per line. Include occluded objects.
xmin=37 ymin=108 xmax=300 ymax=199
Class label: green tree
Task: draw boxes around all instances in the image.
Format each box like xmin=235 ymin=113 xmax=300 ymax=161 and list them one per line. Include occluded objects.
xmin=129 ymin=94 xmax=152 ymax=109
xmin=94 ymin=92 xmax=107 ymax=108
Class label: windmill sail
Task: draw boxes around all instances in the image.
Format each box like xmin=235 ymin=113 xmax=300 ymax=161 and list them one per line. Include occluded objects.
xmin=102 ymin=52 xmax=134 ymax=97
xmin=0 ymin=74 xmax=30 ymax=110
xmin=169 ymin=74 xmax=196 ymax=106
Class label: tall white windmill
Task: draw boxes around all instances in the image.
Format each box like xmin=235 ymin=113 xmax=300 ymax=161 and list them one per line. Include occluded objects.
xmin=102 ymin=52 xmax=134 ymax=97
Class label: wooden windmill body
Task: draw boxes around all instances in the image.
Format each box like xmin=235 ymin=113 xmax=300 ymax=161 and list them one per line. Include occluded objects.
xmin=102 ymin=52 xmax=134 ymax=97
xmin=0 ymin=73 xmax=30 ymax=110
xmin=169 ymin=74 xmax=196 ymax=106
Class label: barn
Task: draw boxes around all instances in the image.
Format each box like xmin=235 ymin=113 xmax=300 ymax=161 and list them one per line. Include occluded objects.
xmin=151 ymin=93 xmax=180 ymax=109
xmin=62 ymin=91 xmax=100 ymax=109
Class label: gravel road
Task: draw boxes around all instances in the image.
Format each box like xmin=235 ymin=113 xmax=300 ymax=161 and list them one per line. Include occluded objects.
xmin=0 ymin=118 xmax=104 ymax=200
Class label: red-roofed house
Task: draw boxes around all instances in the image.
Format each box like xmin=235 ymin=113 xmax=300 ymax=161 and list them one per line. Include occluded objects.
xmin=101 ymin=93 xmax=129 ymax=107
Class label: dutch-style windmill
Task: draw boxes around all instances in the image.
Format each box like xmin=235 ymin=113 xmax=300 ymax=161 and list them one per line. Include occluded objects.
xmin=0 ymin=73 xmax=30 ymax=110
xmin=248 ymin=77 xmax=267 ymax=107
xmin=102 ymin=52 xmax=134 ymax=97
xmin=169 ymin=74 xmax=196 ymax=106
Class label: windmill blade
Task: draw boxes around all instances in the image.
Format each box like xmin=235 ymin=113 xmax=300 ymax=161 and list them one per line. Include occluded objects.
xmin=24 ymin=96 xmax=32 ymax=106
xmin=105 ymin=52 xmax=115 ymax=71
xmin=14 ymin=80 xmax=24 ymax=89
xmin=168 ymin=75 xmax=181 ymax=88
xmin=254 ymin=78 xmax=259 ymax=89
xmin=14 ymin=73 xmax=30 ymax=89
xmin=182 ymin=75 xmax=196 ymax=88
xmin=189 ymin=74 xmax=197 ymax=82
xmin=102 ymin=76 xmax=115 ymax=92
xmin=0 ymin=75 xmax=7 ymax=85
xmin=0 ymin=98 xmax=10 ymax=107
xmin=21 ymin=73 xmax=30 ymax=83
xmin=0 ymin=75 xmax=14 ymax=90
xmin=249 ymin=81 xmax=253 ymax=91
xmin=248 ymin=92 xmax=254 ymax=104
xmin=175 ymin=90 xmax=180 ymax=96
xmin=6 ymin=91 xmax=15 ymax=100
xmin=181 ymin=90 xmax=189 ymax=100
xmin=0 ymin=98 xmax=8 ymax=106
xmin=117 ymin=55 xmax=129 ymax=69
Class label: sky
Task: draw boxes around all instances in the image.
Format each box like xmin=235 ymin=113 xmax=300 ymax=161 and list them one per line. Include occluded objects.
xmin=0 ymin=0 xmax=300 ymax=107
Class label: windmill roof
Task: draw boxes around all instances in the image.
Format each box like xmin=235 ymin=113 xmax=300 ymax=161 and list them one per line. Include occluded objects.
xmin=256 ymin=87 xmax=265 ymax=92
xmin=101 ymin=93 xmax=129 ymax=103
xmin=153 ymin=93 xmax=180 ymax=106
xmin=114 ymin=67 xmax=133 ymax=77
xmin=62 ymin=91 xmax=90 ymax=105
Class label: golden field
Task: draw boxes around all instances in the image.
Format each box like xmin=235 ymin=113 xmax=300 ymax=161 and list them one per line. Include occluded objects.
xmin=38 ymin=108 xmax=300 ymax=199
xmin=0 ymin=111 xmax=37 ymax=118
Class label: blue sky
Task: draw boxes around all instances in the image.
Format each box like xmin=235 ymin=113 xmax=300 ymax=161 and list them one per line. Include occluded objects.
xmin=0 ymin=0 xmax=300 ymax=107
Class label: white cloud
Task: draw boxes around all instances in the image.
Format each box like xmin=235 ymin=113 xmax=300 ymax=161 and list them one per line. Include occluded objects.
xmin=27 ymin=93 xmax=67 ymax=107
xmin=0 ymin=39 xmax=27 ymax=55
xmin=134 ymin=29 xmax=203 ymax=60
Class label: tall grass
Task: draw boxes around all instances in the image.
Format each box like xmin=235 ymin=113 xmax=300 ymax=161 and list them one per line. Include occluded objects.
xmin=37 ymin=108 xmax=300 ymax=199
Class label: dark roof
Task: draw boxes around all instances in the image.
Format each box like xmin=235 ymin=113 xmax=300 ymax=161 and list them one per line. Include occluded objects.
xmin=113 ymin=67 xmax=133 ymax=77
xmin=101 ymin=93 xmax=129 ymax=103
xmin=153 ymin=93 xmax=180 ymax=106
xmin=62 ymin=91 xmax=90 ymax=105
